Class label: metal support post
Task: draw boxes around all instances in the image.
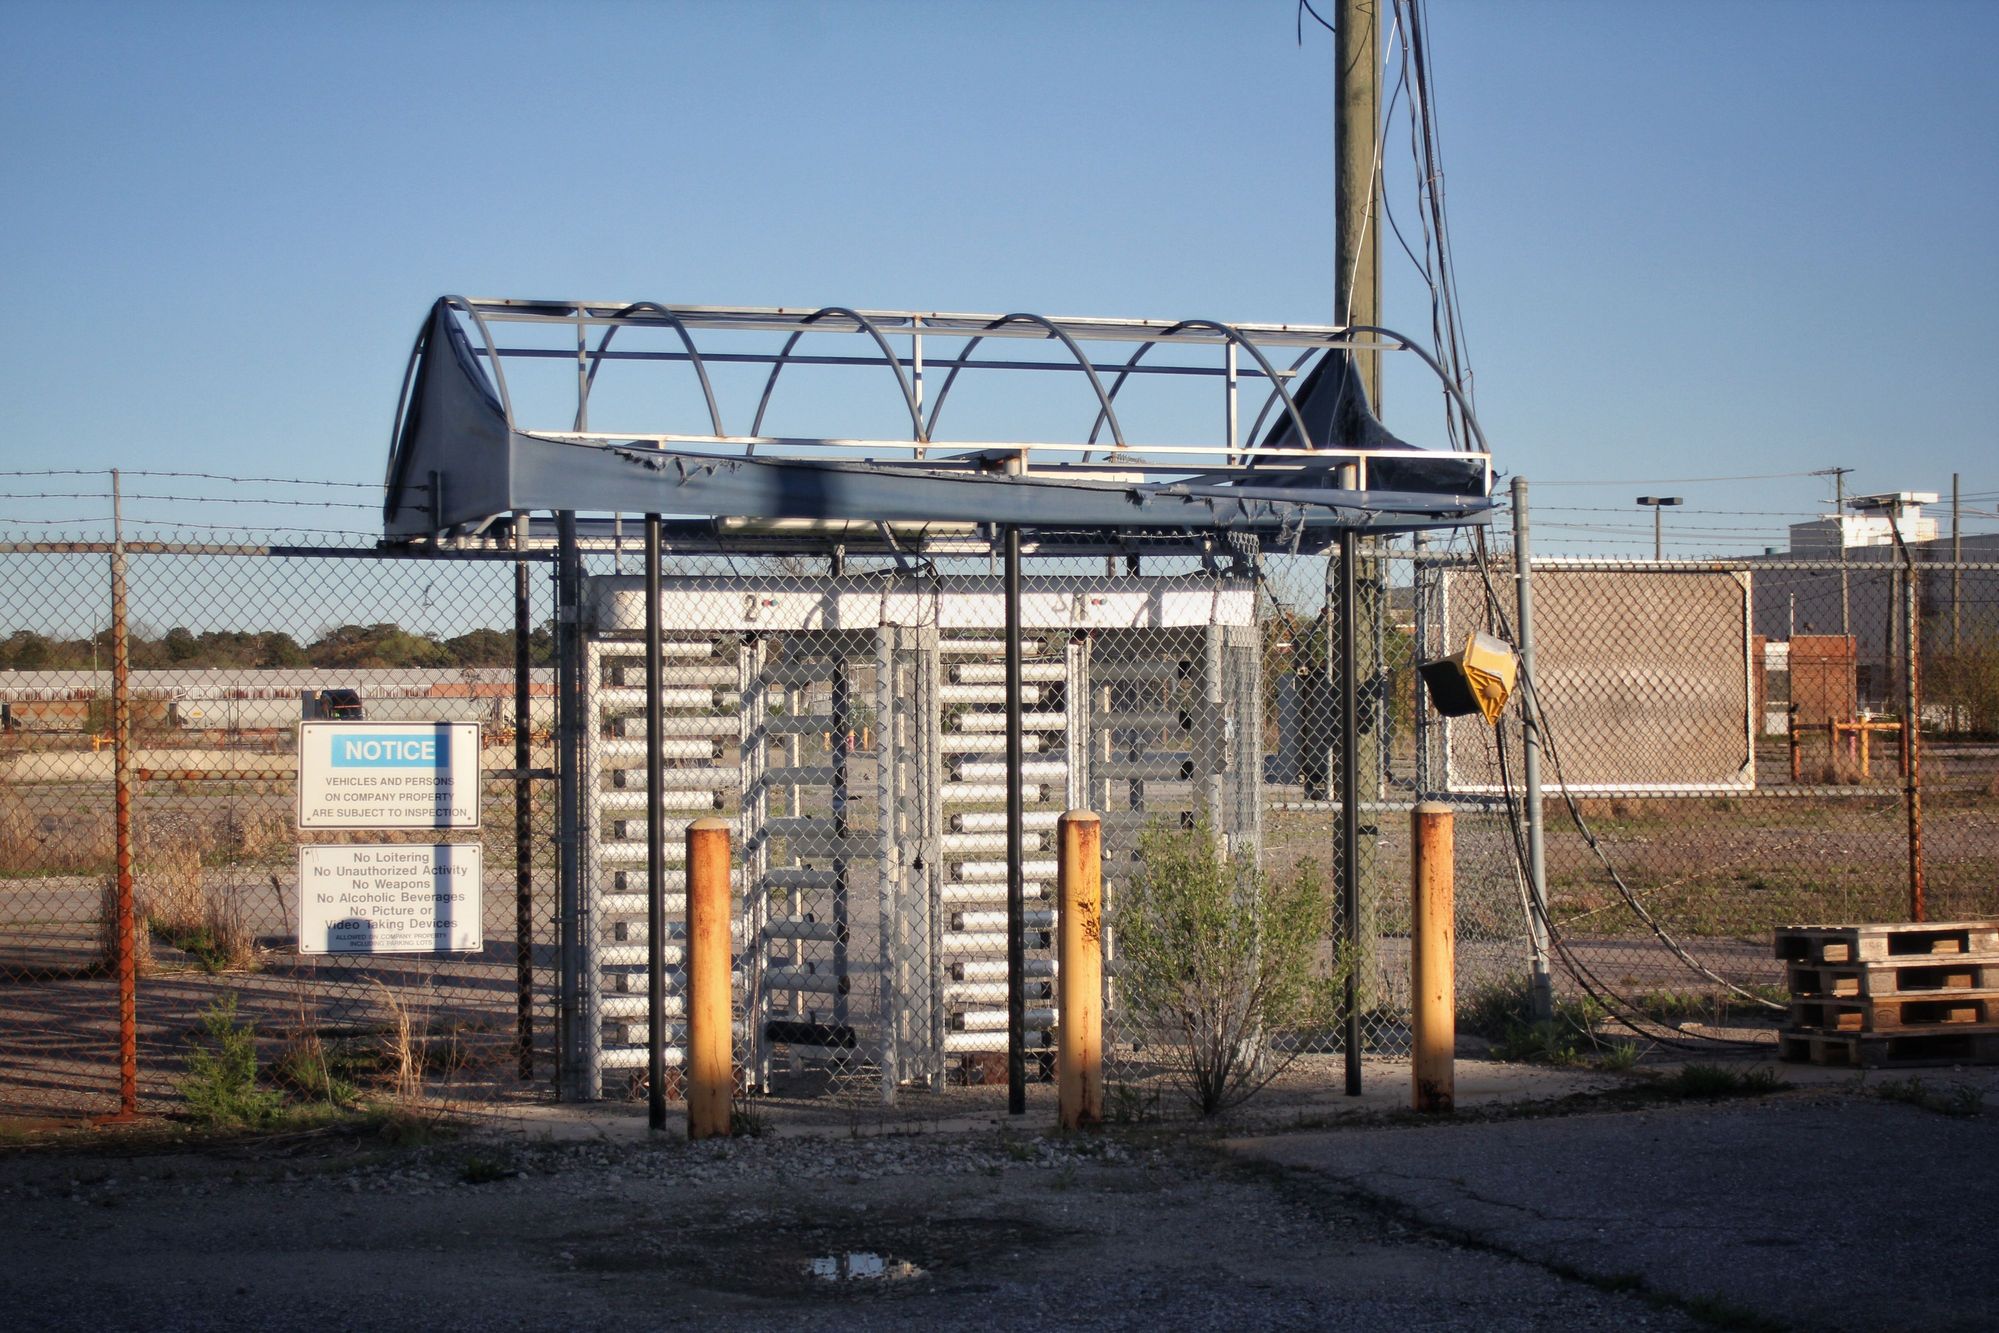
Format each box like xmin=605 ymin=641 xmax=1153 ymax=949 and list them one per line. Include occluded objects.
xmin=1410 ymin=802 xmax=1454 ymax=1114
xmin=555 ymin=511 xmax=588 ymax=1098
xmin=644 ymin=515 xmax=667 ymax=1132
xmin=1056 ymin=810 xmax=1103 ymax=1131
xmin=1338 ymin=527 xmax=1362 ymax=1096
xmin=1510 ymin=478 xmax=1553 ymax=1021
xmin=513 ymin=517 xmax=534 ymax=1080
xmin=686 ymin=818 xmax=733 ymax=1139
xmin=1004 ymin=521 xmax=1027 ymax=1115
xmin=109 ymin=470 xmax=137 ymax=1120
xmin=1889 ymin=527 xmax=1925 ymax=921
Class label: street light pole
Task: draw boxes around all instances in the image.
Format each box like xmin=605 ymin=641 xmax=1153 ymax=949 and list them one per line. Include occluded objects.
xmin=1636 ymin=496 xmax=1683 ymax=560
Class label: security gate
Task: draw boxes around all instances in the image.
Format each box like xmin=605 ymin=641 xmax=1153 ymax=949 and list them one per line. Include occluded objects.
xmin=574 ymin=573 xmax=1260 ymax=1102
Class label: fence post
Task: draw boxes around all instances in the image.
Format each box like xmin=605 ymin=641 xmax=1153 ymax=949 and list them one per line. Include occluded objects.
xmin=108 ymin=470 xmax=138 ymax=1120
xmin=686 ymin=817 xmax=733 ymax=1140
xmin=1509 ymin=477 xmax=1553 ymax=1023
xmin=645 ymin=514 xmax=667 ymax=1133
xmin=513 ymin=516 xmax=534 ymax=1081
xmin=1411 ymin=802 xmax=1455 ymax=1113
xmin=1900 ymin=551 xmax=1925 ymax=921
xmin=1056 ymin=810 xmax=1103 ymax=1131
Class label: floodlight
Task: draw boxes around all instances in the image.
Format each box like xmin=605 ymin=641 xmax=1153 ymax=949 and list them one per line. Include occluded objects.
xmin=1419 ymin=631 xmax=1518 ymax=724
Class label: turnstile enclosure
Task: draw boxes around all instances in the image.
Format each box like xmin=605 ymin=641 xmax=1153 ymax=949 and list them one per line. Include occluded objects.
xmin=576 ymin=573 xmax=1261 ymax=1102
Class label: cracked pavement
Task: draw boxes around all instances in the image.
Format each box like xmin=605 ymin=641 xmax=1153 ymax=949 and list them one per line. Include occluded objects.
xmin=1231 ymin=1089 xmax=1999 ymax=1332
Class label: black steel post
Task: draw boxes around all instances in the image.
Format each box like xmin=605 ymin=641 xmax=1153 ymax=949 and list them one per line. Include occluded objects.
xmin=514 ymin=517 xmax=534 ymax=1080
xmin=1339 ymin=528 xmax=1362 ymax=1096
xmin=1005 ymin=522 xmax=1026 ymax=1115
xmin=554 ymin=511 xmax=585 ymax=1097
xmin=645 ymin=515 xmax=667 ymax=1131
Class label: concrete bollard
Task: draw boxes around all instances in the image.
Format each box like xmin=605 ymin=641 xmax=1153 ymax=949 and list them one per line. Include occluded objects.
xmin=1411 ymin=802 xmax=1455 ymax=1114
xmin=1056 ymin=809 xmax=1103 ymax=1131
xmin=685 ymin=817 xmax=733 ymax=1140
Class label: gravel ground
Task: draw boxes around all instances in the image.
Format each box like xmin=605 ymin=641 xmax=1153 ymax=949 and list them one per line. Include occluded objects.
xmin=0 ymin=1121 xmax=1701 ymax=1331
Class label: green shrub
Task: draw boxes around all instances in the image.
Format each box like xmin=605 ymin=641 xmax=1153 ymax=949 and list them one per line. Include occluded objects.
xmin=1115 ymin=821 xmax=1344 ymax=1114
xmin=177 ymin=993 xmax=281 ymax=1128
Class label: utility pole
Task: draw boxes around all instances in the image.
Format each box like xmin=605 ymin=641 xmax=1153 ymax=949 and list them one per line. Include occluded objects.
xmin=1337 ymin=0 xmax=1381 ymax=398
xmin=1333 ymin=0 xmax=1383 ymax=1098
xmin=1812 ymin=467 xmax=1853 ymax=640
xmin=1952 ymin=472 xmax=1962 ymax=656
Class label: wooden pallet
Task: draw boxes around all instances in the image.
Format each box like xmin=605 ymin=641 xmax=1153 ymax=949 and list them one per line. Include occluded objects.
xmin=1779 ymin=1027 xmax=1999 ymax=1068
xmin=1772 ymin=922 xmax=1999 ymax=966
xmin=1788 ymin=992 xmax=1999 ymax=1034
xmin=1788 ymin=957 xmax=1999 ymax=1000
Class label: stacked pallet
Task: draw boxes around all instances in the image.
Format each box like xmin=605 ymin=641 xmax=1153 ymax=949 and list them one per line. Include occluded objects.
xmin=1776 ymin=921 xmax=1999 ymax=1068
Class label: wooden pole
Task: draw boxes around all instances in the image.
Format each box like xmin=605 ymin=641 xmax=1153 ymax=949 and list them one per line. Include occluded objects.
xmin=1056 ymin=810 xmax=1103 ymax=1131
xmin=1410 ymin=802 xmax=1454 ymax=1114
xmin=685 ymin=818 xmax=733 ymax=1139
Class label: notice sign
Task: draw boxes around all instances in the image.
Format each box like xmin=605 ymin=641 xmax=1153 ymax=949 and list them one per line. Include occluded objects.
xmin=297 ymin=721 xmax=481 ymax=830
xmin=298 ymin=844 xmax=483 ymax=954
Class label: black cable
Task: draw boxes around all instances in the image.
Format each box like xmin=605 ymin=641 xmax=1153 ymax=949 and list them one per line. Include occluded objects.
xmin=1458 ymin=532 xmax=1778 ymax=1047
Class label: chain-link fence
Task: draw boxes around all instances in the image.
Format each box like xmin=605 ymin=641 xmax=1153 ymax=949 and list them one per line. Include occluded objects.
xmin=1416 ymin=544 xmax=1999 ymax=1029
xmin=0 ymin=537 xmax=555 ymax=1119
xmin=7 ymin=522 xmax=1994 ymax=1123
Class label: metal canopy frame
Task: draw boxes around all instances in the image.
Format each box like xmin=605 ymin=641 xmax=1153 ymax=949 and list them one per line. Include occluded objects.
xmin=383 ymin=297 xmax=1492 ymax=547
xmin=396 ymin=296 xmax=1496 ymax=1115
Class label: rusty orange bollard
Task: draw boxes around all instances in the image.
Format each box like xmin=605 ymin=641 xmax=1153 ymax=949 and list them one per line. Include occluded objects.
xmin=685 ymin=817 xmax=733 ymax=1140
xmin=1056 ymin=810 xmax=1103 ymax=1131
xmin=1411 ymin=802 xmax=1455 ymax=1114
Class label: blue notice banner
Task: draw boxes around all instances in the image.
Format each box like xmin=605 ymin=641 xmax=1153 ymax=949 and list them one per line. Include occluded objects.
xmin=330 ymin=733 xmax=450 ymax=768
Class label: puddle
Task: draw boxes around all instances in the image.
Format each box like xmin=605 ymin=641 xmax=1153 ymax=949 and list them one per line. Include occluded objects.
xmin=807 ymin=1251 xmax=925 ymax=1283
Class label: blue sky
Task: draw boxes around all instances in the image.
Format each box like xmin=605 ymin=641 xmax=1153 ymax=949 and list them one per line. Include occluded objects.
xmin=3 ymin=0 xmax=1994 ymax=554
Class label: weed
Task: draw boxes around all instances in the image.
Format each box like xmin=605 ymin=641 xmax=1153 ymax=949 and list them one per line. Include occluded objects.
xmin=177 ymin=992 xmax=282 ymax=1129
xmin=730 ymin=1094 xmax=771 ymax=1138
xmin=1105 ymin=1080 xmax=1163 ymax=1125
xmin=1653 ymin=1064 xmax=1786 ymax=1099
xmin=458 ymin=1154 xmax=513 ymax=1185
xmin=1871 ymin=1076 xmax=1985 ymax=1118
xmin=1592 ymin=1041 xmax=1642 ymax=1072
xmin=1462 ymin=977 xmax=1610 ymax=1066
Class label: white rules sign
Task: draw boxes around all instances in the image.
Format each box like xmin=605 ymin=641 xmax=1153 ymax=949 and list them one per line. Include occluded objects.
xmin=298 ymin=844 xmax=483 ymax=955
xmin=297 ymin=721 xmax=481 ymax=830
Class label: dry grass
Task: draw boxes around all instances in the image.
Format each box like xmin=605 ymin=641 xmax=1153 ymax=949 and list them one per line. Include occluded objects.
xmin=130 ymin=818 xmax=259 ymax=972
xmin=0 ymin=787 xmax=112 ymax=876
xmin=96 ymin=878 xmax=154 ymax=975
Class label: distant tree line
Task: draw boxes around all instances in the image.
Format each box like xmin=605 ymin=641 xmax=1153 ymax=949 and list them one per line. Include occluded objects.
xmin=0 ymin=623 xmax=555 ymax=671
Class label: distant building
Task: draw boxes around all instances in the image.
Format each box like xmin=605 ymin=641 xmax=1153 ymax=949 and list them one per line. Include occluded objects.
xmin=1748 ymin=491 xmax=1998 ymax=712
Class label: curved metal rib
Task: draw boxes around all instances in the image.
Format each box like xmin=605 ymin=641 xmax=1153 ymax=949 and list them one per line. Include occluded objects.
xmin=747 ymin=307 xmax=926 ymax=453
xmin=1333 ymin=325 xmax=1491 ymax=456
xmin=923 ymin=313 xmax=1126 ymax=448
xmin=443 ymin=295 xmax=516 ymax=429
xmin=384 ymin=314 xmax=431 ymax=503
xmin=1076 ymin=319 xmax=1314 ymax=462
xmin=1241 ymin=349 xmax=1319 ymax=454
xmin=577 ymin=301 xmax=726 ymax=438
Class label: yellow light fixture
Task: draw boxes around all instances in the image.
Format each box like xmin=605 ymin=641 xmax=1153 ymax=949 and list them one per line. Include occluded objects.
xmin=1419 ymin=631 xmax=1518 ymax=724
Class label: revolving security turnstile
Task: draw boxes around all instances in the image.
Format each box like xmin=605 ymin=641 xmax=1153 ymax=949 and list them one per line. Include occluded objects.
xmin=573 ymin=573 xmax=1261 ymax=1102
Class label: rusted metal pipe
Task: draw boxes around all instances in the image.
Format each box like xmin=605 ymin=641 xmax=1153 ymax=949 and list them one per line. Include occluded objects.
xmin=1787 ymin=705 xmax=1801 ymax=783
xmin=135 ymin=769 xmax=290 ymax=783
xmin=1410 ymin=802 xmax=1454 ymax=1114
xmin=685 ymin=817 xmax=734 ymax=1140
xmin=1903 ymin=564 xmax=1925 ymax=921
xmin=1056 ymin=810 xmax=1103 ymax=1131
